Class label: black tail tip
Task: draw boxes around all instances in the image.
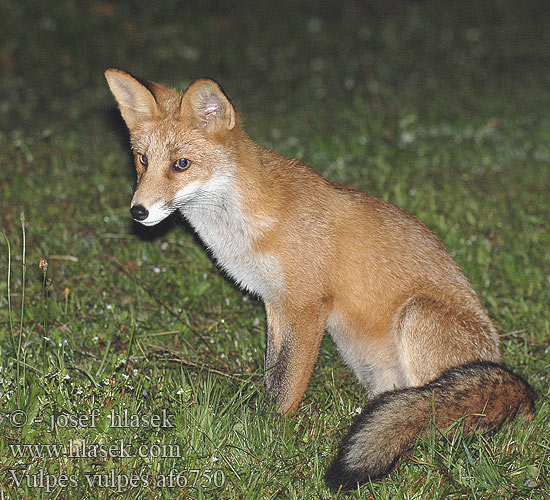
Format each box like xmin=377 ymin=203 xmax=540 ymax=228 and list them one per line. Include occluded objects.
xmin=325 ymin=448 xmax=398 ymax=490
xmin=325 ymin=457 xmax=366 ymax=492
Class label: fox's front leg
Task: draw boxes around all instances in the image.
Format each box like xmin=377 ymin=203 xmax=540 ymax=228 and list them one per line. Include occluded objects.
xmin=264 ymin=302 xmax=285 ymax=397
xmin=264 ymin=300 xmax=331 ymax=414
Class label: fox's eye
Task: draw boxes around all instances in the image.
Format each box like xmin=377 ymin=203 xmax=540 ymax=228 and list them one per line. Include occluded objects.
xmin=138 ymin=154 xmax=148 ymax=166
xmin=172 ymin=158 xmax=191 ymax=172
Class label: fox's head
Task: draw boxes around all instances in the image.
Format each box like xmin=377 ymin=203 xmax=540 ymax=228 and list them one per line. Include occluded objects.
xmin=104 ymin=68 xmax=238 ymax=226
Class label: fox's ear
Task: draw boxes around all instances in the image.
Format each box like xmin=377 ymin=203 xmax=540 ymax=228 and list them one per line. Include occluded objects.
xmin=104 ymin=69 xmax=159 ymax=131
xmin=181 ymin=79 xmax=236 ymax=133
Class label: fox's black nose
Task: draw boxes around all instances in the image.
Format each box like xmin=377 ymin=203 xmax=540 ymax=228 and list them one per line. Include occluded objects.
xmin=130 ymin=204 xmax=148 ymax=221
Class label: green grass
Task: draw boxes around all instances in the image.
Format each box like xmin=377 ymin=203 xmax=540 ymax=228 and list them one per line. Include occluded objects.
xmin=1 ymin=0 xmax=549 ymax=498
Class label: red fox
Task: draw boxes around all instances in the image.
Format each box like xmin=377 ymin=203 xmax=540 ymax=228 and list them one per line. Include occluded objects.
xmin=105 ymin=69 xmax=535 ymax=489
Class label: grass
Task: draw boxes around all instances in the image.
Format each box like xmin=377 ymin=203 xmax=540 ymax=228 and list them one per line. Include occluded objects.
xmin=0 ymin=0 xmax=549 ymax=498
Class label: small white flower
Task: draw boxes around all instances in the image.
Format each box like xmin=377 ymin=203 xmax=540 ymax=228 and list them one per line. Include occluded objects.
xmin=400 ymin=132 xmax=415 ymax=145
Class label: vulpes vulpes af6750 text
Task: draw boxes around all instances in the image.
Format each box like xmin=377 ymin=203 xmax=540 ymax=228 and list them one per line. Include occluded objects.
xmin=105 ymin=69 xmax=535 ymax=490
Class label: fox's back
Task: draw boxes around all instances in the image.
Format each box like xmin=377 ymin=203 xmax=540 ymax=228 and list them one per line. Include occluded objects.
xmin=248 ymin=151 xmax=476 ymax=313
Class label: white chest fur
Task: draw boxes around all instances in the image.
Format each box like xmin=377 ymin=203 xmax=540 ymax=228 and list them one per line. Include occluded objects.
xmin=178 ymin=174 xmax=284 ymax=302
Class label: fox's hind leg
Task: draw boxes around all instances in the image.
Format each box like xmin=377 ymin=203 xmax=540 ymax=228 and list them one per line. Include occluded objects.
xmin=393 ymin=292 xmax=501 ymax=386
xmin=265 ymin=299 xmax=331 ymax=414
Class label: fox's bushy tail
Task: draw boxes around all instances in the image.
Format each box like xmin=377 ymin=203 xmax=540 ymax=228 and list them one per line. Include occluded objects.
xmin=325 ymin=361 xmax=535 ymax=490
